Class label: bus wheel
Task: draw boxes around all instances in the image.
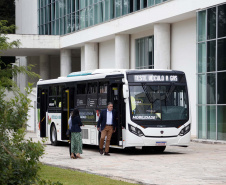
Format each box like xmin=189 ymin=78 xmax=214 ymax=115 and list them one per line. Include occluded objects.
xmin=50 ymin=124 xmax=58 ymax=146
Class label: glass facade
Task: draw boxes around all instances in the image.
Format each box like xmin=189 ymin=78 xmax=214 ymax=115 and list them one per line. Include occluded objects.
xmin=197 ymin=3 xmax=226 ymax=141
xmin=38 ymin=0 xmax=169 ymax=35
xmin=135 ymin=36 xmax=154 ymax=69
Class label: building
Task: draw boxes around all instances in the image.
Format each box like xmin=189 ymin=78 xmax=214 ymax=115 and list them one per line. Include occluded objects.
xmin=2 ymin=0 xmax=226 ymax=141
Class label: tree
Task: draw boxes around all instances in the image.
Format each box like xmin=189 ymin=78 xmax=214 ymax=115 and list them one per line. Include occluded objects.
xmin=0 ymin=0 xmax=15 ymax=31
xmin=0 ymin=20 xmax=53 ymax=185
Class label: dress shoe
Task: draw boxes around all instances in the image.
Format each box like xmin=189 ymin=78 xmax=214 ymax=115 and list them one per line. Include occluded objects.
xmin=104 ymin=152 xmax=110 ymax=156
xmin=99 ymin=148 xmax=103 ymax=155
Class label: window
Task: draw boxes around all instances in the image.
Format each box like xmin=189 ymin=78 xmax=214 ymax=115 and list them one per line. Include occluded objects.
xmin=38 ymin=0 xmax=170 ymax=35
xmin=135 ymin=36 xmax=154 ymax=69
xmin=197 ymin=3 xmax=226 ymax=141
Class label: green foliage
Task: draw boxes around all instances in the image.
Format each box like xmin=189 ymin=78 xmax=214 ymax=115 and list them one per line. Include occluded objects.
xmin=0 ymin=0 xmax=15 ymax=31
xmin=0 ymin=20 xmax=47 ymax=185
xmin=0 ymin=20 xmax=19 ymax=54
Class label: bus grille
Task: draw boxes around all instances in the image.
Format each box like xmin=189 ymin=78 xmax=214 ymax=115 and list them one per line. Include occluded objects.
xmin=82 ymin=129 xmax=88 ymax=139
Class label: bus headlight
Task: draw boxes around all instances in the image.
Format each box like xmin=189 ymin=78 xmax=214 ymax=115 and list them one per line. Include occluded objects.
xmin=128 ymin=124 xmax=144 ymax=137
xmin=179 ymin=124 xmax=191 ymax=136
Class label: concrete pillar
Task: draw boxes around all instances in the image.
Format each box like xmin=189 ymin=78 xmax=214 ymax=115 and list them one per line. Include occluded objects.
xmin=81 ymin=46 xmax=85 ymax=71
xmin=40 ymin=55 xmax=50 ymax=80
xmin=17 ymin=57 xmax=28 ymax=94
xmin=84 ymin=43 xmax=98 ymax=71
xmin=60 ymin=49 xmax=71 ymax=77
xmin=154 ymin=23 xmax=171 ymax=69
xmin=115 ymin=34 xmax=129 ymax=69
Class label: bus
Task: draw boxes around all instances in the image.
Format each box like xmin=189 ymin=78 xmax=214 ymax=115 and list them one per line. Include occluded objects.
xmin=37 ymin=69 xmax=191 ymax=153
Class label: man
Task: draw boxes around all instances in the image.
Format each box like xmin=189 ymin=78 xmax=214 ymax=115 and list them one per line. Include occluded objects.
xmin=97 ymin=102 xmax=117 ymax=156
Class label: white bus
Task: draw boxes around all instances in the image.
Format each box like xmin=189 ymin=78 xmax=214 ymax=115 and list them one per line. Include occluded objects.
xmin=37 ymin=69 xmax=191 ymax=153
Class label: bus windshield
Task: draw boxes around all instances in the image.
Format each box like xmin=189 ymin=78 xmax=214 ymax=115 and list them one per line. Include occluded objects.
xmin=129 ymin=85 xmax=188 ymax=121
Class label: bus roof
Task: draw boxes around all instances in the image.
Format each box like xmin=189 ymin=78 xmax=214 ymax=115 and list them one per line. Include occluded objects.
xmin=37 ymin=69 xmax=183 ymax=86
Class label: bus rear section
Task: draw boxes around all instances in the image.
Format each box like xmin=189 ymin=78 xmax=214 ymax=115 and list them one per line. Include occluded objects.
xmin=123 ymin=70 xmax=191 ymax=152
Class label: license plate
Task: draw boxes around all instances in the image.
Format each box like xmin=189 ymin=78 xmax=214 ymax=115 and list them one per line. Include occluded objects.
xmin=156 ymin=141 xmax=166 ymax=146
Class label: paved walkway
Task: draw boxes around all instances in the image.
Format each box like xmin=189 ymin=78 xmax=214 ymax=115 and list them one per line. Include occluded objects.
xmin=26 ymin=132 xmax=226 ymax=185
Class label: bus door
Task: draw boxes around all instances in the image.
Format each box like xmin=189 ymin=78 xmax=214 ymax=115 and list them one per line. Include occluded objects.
xmin=62 ymin=87 xmax=75 ymax=140
xmin=110 ymin=81 xmax=125 ymax=146
xmin=40 ymin=89 xmax=48 ymax=137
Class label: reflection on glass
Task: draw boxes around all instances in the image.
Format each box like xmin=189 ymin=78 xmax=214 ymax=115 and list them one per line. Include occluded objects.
xmin=115 ymin=0 xmax=122 ymax=18
xmin=148 ymin=37 xmax=153 ymax=67
xmin=207 ymin=41 xmax=216 ymax=72
xmin=218 ymin=4 xmax=226 ymax=38
xmin=207 ymin=106 xmax=216 ymax=140
xmin=217 ymin=72 xmax=226 ymax=104
xmin=198 ymin=106 xmax=207 ymax=139
xmin=148 ymin=0 xmax=154 ymax=6
xmin=198 ymin=10 xmax=206 ymax=42
xmin=217 ymin=38 xmax=226 ymax=71
xmin=207 ymin=73 xmax=216 ymax=104
xmin=207 ymin=7 xmax=216 ymax=40
xmin=39 ymin=0 xmax=170 ymax=35
xmin=136 ymin=36 xmax=154 ymax=69
xmin=217 ymin=106 xmax=226 ymax=141
xmin=123 ymin=0 xmax=129 ymax=15
xmin=60 ymin=17 xmax=64 ymax=35
xmin=198 ymin=74 xmax=206 ymax=104
xmin=129 ymin=85 xmax=188 ymax=121
xmin=198 ymin=42 xmax=206 ymax=73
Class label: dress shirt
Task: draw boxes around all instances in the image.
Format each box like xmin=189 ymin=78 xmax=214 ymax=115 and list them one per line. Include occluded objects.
xmin=106 ymin=109 xmax=113 ymax=125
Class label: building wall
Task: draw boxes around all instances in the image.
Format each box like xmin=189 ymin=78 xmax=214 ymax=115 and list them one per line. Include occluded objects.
xmin=171 ymin=18 xmax=197 ymax=136
xmin=99 ymin=40 xmax=115 ymax=69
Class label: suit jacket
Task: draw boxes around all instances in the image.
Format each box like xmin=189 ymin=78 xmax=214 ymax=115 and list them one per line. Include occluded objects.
xmin=97 ymin=109 xmax=117 ymax=131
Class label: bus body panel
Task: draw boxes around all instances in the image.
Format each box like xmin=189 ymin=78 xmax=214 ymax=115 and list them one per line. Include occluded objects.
xmin=48 ymin=112 xmax=62 ymax=140
xmin=81 ymin=125 xmax=98 ymax=145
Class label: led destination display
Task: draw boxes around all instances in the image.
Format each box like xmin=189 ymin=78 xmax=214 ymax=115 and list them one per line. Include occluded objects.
xmin=134 ymin=75 xmax=178 ymax=82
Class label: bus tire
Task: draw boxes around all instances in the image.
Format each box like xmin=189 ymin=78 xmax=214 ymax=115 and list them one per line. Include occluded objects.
xmin=50 ymin=124 xmax=58 ymax=146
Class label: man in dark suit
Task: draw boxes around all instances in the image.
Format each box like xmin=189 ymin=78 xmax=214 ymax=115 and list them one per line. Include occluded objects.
xmin=97 ymin=102 xmax=117 ymax=156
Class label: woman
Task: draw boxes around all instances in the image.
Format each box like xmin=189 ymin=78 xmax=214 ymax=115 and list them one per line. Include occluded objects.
xmin=70 ymin=108 xmax=83 ymax=159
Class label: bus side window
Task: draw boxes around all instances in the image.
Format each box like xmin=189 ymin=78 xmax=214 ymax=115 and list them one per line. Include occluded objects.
xmin=98 ymin=82 xmax=108 ymax=107
xmin=77 ymin=84 xmax=86 ymax=94
xmin=99 ymin=82 xmax=108 ymax=94
xmin=76 ymin=84 xmax=87 ymax=107
xmin=49 ymin=86 xmax=56 ymax=107
xmin=57 ymin=86 xmax=62 ymax=108
xmin=88 ymin=82 xmax=97 ymax=94
xmin=37 ymin=87 xmax=41 ymax=108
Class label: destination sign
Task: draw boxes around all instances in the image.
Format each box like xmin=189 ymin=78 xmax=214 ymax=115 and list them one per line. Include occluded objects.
xmin=133 ymin=75 xmax=178 ymax=82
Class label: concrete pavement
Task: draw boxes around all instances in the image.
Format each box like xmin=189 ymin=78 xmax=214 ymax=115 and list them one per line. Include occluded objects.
xmin=26 ymin=132 xmax=226 ymax=185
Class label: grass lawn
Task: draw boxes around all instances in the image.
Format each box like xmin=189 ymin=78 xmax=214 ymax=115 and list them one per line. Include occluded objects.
xmin=38 ymin=164 xmax=137 ymax=185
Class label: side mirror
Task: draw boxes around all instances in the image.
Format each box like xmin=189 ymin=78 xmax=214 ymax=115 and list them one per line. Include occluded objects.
xmin=123 ymin=85 xmax=129 ymax=99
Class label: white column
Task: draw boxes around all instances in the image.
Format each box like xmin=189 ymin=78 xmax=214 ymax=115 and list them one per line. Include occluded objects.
xmin=154 ymin=23 xmax=171 ymax=69
xmin=81 ymin=46 xmax=85 ymax=71
xmin=18 ymin=57 xmax=28 ymax=94
xmin=84 ymin=43 xmax=98 ymax=71
xmin=60 ymin=49 xmax=71 ymax=77
xmin=40 ymin=55 xmax=49 ymax=80
xmin=115 ymin=34 xmax=129 ymax=69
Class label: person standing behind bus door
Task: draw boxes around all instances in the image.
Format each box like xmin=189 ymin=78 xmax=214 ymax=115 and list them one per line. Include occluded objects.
xmin=97 ymin=102 xmax=117 ymax=156
xmin=70 ymin=108 xmax=83 ymax=159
